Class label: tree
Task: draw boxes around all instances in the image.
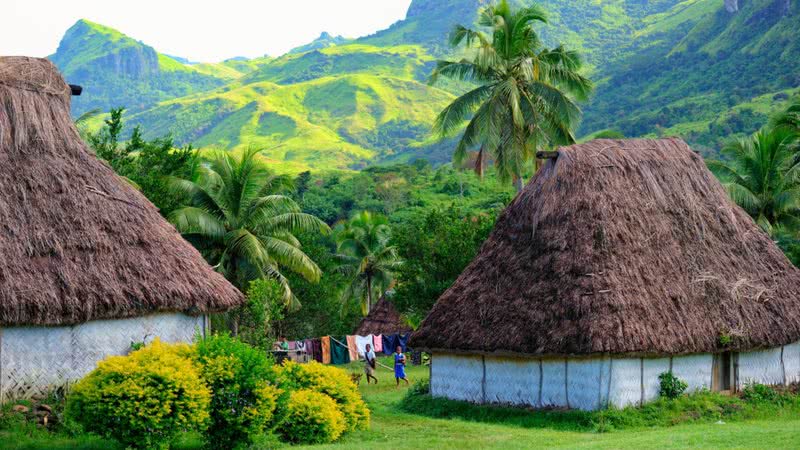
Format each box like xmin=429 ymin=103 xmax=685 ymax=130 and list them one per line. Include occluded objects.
xmin=87 ymin=107 xmax=196 ymax=213
xmin=334 ymin=211 xmax=402 ymax=315
xmin=393 ymin=207 xmax=496 ymax=323
xmin=431 ymin=0 xmax=592 ymax=191
xmin=771 ymin=99 xmax=800 ymax=135
xmin=708 ymin=127 xmax=800 ymax=235
xmin=169 ymin=147 xmax=330 ymax=321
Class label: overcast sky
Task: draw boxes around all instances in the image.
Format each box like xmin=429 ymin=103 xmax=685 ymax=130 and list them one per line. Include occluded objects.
xmin=1 ymin=0 xmax=413 ymax=62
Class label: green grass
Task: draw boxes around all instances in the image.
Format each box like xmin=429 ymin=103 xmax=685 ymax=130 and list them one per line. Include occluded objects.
xmin=3 ymin=359 xmax=800 ymax=449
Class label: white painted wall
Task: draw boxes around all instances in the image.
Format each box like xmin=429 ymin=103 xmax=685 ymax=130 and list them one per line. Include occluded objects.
xmin=484 ymin=356 xmax=538 ymax=406
xmin=430 ymin=353 xmax=483 ymax=402
xmin=738 ymin=346 xmax=784 ymax=388
xmin=0 ymin=313 xmax=205 ymax=401
xmin=431 ymin=340 xmax=800 ymax=411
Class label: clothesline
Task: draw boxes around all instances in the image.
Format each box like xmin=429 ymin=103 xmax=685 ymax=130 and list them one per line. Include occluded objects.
xmin=273 ymin=332 xmax=412 ymax=366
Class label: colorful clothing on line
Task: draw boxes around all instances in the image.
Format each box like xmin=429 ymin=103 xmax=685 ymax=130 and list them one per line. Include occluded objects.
xmin=382 ymin=334 xmax=395 ymax=355
xmin=355 ymin=335 xmax=373 ymax=358
xmin=373 ymin=334 xmax=383 ymax=353
xmin=330 ymin=336 xmax=350 ymax=365
xmin=345 ymin=335 xmax=359 ymax=361
xmin=321 ymin=336 xmax=331 ymax=364
xmin=311 ymin=338 xmax=323 ymax=362
xmin=394 ymin=352 xmax=406 ymax=378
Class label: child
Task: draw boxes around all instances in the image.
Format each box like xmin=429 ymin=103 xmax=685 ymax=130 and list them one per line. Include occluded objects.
xmin=364 ymin=343 xmax=378 ymax=384
xmin=394 ymin=345 xmax=409 ymax=387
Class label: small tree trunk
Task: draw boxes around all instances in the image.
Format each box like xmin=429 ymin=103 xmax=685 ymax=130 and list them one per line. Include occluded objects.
xmin=366 ymin=277 xmax=372 ymax=315
xmin=475 ymin=147 xmax=485 ymax=179
xmin=513 ymin=176 xmax=524 ymax=192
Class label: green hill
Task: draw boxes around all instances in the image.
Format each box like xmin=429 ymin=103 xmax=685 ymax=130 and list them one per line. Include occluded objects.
xmin=50 ymin=19 xmax=265 ymax=116
xmin=53 ymin=1 xmax=800 ymax=171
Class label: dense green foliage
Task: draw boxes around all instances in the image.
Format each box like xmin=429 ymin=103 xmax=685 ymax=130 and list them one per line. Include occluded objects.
xmin=194 ymin=335 xmax=283 ymax=449
xmin=87 ymin=108 xmax=196 ymax=214
xmin=392 ymin=207 xmax=495 ymax=323
xmin=65 ymin=340 xmax=210 ymax=450
xmin=432 ymin=0 xmax=592 ymax=188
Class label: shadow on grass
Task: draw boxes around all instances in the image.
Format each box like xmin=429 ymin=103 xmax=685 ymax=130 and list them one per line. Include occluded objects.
xmin=397 ymin=382 xmax=800 ymax=433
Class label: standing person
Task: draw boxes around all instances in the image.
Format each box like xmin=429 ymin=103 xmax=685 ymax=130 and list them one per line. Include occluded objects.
xmin=394 ymin=345 xmax=409 ymax=387
xmin=364 ymin=344 xmax=378 ymax=384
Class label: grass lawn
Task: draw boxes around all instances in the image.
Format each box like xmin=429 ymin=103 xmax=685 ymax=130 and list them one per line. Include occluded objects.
xmin=3 ymin=357 xmax=800 ymax=449
xmin=307 ymin=358 xmax=800 ymax=450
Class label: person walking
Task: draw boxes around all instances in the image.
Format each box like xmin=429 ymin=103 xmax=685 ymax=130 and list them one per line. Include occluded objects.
xmin=394 ymin=345 xmax=409 ymax=387
xmin=364 ymin=343 xmax=378 ymax=384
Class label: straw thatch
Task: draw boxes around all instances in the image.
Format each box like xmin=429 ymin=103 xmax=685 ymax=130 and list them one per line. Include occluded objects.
xmin=354 ymin=295 xmax=412 ymax=335
xmin=0 ymin=56 xmax=243 ymax=326
xmin=412 ymin=138 xmax=800 ymax=357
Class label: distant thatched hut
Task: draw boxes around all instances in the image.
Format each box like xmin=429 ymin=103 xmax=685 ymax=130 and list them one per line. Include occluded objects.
xmin=354 ymin=294 xmax=412 ymax=336
xmin=0 ymin=57 xmax=243 ymax=401
xmin=411 ymin=138 xmax=800 ymax=410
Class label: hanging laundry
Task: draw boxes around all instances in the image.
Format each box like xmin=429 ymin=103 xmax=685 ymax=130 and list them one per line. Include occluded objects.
xmin=373 ymin=334 xmax=383 ymax=353
xmin=321 ymin=336 xmax=331 ymax=364
xmin=397 ymin=333 xmax=411 ymax=352
xmin=355 ymin=335 xmax=373 ymax=358
xmin=311 ymin=338 xmax=322 ymax=362
xmin=296 ymin=340 xmax=306 ymax=352
xmin=382 ymin=334 xmax=396 ymax=355
xmin=346 ymin=335 xmax=359 ymax=361
xmin=330 ymin=336 xmax=351 ymax=365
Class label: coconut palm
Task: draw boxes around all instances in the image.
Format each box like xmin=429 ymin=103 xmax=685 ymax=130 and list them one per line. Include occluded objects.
xmin=169 ymin=147 xmax=330 ymax=312
xmin=431 ymin=0 xmax=592 ymax=191
xmin=771 ymin=99 xmax=800 ymax=135
xmin=708 ymin=128 xmax=800 ymax=235
xmin=334 ymin=211 xmax=402 ymax=315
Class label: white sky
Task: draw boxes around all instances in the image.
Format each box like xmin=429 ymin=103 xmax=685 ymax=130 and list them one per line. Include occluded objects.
xmin=1 ymin=0 xmax=413 ymax=62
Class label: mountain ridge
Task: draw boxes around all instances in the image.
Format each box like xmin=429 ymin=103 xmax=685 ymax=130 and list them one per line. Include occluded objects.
xmin=53 ymin=0 xmax=800 ymax=171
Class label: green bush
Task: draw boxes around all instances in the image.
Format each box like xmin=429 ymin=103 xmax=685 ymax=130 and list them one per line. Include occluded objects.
xmin=195 ymin=334 xmax=284 ymax=450
xmin=658 ymin=371 xmax=688 ymax=399
xmin=65 ymin=339 xmax=210 ymax=450
xmin=741 ymin=383 xmax=779 ymax=403
xmin=277 ymin=389 xmax=347 ymax=444
xmin=278 ymin=361 xmax=369 ymax=432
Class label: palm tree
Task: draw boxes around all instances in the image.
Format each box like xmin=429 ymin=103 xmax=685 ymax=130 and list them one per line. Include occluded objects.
xmin=431 ymin=0 xmax=592 ymax=191
xmin=771 ymin=99 xmax=800 ymax=134
xmin=334 ymin=211 xmax=402 ymax=315
xmin=169 ymin=147 xmax=330 ymax=314
xmin=708 ymin=128 xmax=800 ymax=235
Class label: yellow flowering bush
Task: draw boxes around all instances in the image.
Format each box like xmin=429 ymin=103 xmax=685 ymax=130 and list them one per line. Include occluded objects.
xmin=278 ymin=361 xmax=369 ymax=432
xmin=65 ymin=339 xmax=210 ymax=450
xmin=277 ymin=389 xmax=346 ymax=444
xmin=194 ymin=334 xmax=284 ymax=449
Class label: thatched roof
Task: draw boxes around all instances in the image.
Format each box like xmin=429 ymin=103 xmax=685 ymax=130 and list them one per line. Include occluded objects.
xmin=412 ymin=138 xmax=800 ymax=357
xmin=0 ymin=56 xmax=243 ymax=326
xmin=355 ymin=295 xmax=412 ymax=335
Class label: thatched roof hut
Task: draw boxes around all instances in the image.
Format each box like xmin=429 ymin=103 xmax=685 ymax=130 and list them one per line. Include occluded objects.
xmin=0 ymin=56 xmax=243 ymax=400
xmin=354 ymin=294 xmax=412 ymax=336
xmin=413 ymin=138 xmax=800 ymax=410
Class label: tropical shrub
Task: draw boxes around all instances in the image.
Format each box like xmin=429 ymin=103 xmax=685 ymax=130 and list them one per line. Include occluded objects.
xmin=741 ymin=383 xmax=779 ymax=403
xmin=278 ymin=361 xmax=369 ymax=431
xmin=277 ymin=389 xmax=347 ymax=444
xmin=658 ymin=372 xmax=688 ymax=399
xmin=65 ymin=339 xmax=210 ymax=450
xmin=194 ymin=334 xmax=284 ymax=450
